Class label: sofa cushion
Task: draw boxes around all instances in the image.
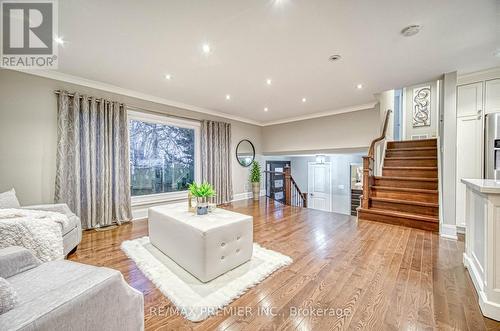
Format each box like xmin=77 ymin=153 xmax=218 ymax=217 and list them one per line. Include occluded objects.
xmin=0 ymin=246 xmax=41 ymax=279
xmin=0 ymin=277 xmax=17 ymax=315
xmin=0 ymin=189 xmax=20 ymax=209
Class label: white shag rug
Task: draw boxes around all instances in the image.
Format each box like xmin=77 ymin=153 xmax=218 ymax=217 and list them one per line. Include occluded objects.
xmin=121 ymin=236 xmax=292 ymax=322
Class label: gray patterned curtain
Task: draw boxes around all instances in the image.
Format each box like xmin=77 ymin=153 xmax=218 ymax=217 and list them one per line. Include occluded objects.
xmin=55 ymin=91 xmax=132 ymax=229
xmin=201 ymin=120 xmax=233 ymax=204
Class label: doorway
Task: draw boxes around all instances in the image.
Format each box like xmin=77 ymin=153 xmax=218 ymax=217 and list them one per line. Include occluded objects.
xmin=307 ymin=162 xmax=332 ymax=212
xmin=265 ymin=160 xmax=290 ymax=204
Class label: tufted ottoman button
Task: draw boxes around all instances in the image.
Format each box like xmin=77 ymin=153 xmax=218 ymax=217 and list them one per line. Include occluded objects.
xmin=221 ymin=242 xmax=225 ymax=247
xmin=221 ymin=256 xmax=225 ymax=260
xmin=237 ymin=235 xmax=241 ymax=240
xmin=236 ymin=248 xmax=240 ymax=253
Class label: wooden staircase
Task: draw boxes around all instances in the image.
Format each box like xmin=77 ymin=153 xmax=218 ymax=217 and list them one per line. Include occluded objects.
xmin=357 ymin=114 xmax=439 ymax=231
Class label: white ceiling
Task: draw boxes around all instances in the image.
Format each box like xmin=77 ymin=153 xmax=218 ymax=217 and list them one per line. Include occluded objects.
xmin=54 ymin=0 xmax=499 ymax=125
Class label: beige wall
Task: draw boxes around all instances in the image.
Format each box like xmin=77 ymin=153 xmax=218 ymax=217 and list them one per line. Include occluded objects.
xmin=261 ymin=108 xmax=380 ymax=155
xmin=0 ymin=70 xmax=262 ymax=205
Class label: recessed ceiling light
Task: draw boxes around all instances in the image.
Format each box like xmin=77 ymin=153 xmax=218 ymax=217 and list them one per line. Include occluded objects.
xmin=225 ymin=94 xmax=231 ymax=100
xmin=266 ymin=78 xmax=272 ymax=85
xmin=264 ymin=107 xmax=269 ymax=112
xmin=356 ymin=84 xmax=363 ymax=89
xmin=302 ymin=98 xmax=307 ymax=103
xmin=202 ymin=43 xmax=211 ymax=54
xmin=55 ymin=36 xmax=65 ymax=45
xmin=164 ymin=74 xmax=172 ymax=80
xmin=329 ymin=54 xmax=342 ymax=62
xmin=401 ymin=24 xmax=422 ymax=37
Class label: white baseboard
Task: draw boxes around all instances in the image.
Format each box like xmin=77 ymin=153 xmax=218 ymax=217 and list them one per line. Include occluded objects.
xmin=457 ymin=225 xmax=466 ymax=234
xmin=132 ymin=207 xmax=148 ymax=221
xmin=440 ymin=223 xmax=458 ymax=240
xmin=232 ymin=192 xmax=253 ymax=201
xmin=232 ymin=189 xmax=266 ymax=202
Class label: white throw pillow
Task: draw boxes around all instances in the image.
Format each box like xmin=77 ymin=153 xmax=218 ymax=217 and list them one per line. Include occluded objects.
xmin=0 ymin=189 xmax=20 ymax=209
xmin=0 ymin=277 xmax=18 ymax=314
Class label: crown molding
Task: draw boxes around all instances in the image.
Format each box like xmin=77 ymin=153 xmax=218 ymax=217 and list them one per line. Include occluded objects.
xmin=11 ymin=69 xmax=377 ymax=127
xmin=261 ymin=102 xmax=377 ymax=126
xmin=11 ymin=69 xmax=263 ymax=126
xmin=457 ymin=66 xmax=500 ymax=85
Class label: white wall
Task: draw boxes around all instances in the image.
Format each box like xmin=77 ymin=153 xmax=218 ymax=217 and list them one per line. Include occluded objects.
xmin=290 ymin=154 xmax=363 ymax=215
xmin=376 ymin=90 xmax=395 ymax=141
xmin=0 ymin=70 xmax=262 ymax=205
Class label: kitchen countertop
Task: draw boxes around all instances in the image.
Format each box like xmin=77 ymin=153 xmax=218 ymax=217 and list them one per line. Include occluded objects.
xmin=461 ymin=178 xmax=500 ymax=194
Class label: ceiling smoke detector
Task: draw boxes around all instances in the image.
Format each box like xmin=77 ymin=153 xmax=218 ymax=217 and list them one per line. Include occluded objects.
xmin=329 ymin=54 xmax=342 ymax=62
xmin=401 ymin=25 xmax=422 ymax=37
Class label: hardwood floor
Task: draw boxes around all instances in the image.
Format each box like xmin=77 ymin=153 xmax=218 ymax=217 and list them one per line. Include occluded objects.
xmin=69 ymin=199 xmax=500 ymax=330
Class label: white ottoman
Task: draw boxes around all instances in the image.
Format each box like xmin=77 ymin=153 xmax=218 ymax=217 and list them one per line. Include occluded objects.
xmin=148 ymin=203 xmax=253 ymax=282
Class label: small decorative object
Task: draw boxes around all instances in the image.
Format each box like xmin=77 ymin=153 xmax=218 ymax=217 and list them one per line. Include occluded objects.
xmin=188 ymin=182 xmax=216 ymax=215
xmin=250 ymin=161 xmax=261 ymax=201
xmin=413 ymin=86 xmax=431 ymax=127
xmin=187 ymin=191 xmax=196 ymax=213
xmin=208 ymin=203 xmax=217 ymax=212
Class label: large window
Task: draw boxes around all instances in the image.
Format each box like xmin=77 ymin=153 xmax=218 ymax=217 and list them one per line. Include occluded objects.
xmin=128 ymin=110 xmax=200 ymax=203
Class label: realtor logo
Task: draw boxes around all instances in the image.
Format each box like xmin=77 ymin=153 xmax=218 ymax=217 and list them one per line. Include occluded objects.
xmin=1 ymin=0 xmax=58 ymax=68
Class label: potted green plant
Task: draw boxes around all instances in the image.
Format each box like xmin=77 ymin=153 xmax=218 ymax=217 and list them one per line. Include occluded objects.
xmin=188 ymin=182 xmax=216 ymax=215
xmin=250 ymin=161 xmax=261 ymax=201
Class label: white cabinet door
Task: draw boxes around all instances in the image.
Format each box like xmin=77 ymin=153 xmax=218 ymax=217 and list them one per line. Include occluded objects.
xmin=485 ymin=79 xmax=500 ymax=114
xmin=456 ymin=115 xmax=482 ymax=227
xmin=457 ymin=82 xmax=483 ymax=117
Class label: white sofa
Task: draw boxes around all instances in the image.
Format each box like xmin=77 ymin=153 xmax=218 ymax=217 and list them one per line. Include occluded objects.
xmin=0 ymin=246 xmax=144 ymax=331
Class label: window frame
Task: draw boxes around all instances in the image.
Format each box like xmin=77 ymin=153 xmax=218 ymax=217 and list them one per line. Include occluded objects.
xmin=128 ymin=109 xmax=201 ymax=206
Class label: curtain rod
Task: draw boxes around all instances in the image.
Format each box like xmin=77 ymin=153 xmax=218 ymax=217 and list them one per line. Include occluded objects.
xmin=54 ymin=90 xmax=203 ymax=123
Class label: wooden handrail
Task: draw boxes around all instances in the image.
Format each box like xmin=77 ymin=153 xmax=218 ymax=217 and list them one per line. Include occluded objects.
xmin=368 ymin=109 xmax=392 ymax=158
xmin=361 ymin=109 xmax=392 ymax=209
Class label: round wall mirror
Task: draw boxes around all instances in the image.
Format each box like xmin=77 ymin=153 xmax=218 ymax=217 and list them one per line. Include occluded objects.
xmin=236 ymin=139 xmax=255 ymax=167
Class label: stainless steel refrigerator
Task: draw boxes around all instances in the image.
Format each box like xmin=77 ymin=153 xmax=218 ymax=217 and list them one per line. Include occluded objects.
xmin=485 ymin=113 xmax=500 ymax=179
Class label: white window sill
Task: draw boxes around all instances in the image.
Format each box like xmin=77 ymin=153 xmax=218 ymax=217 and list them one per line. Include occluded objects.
xmin=131 ymin=191 xmax=188 ymax=207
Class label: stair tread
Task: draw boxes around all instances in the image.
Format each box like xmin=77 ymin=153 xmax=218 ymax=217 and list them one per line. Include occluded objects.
xmin=383 ymin=166 xmax=437 ymax=170
xmin=372 ymin=186 xmax=438 ymax=194
xmin=370 ymin=197 xmax=439 ymax=207
xmin=389 ymin=138 xmax=437 ymax=143
xmin=387 ymin=147 xmax=436 ymax=151
xmin=385 ymin=156 xmax=437 ymax=160
xmin=374 ymin=176 xmax=438 ymax=182
xmin=359 ymin=208 xmax=439 ymax=223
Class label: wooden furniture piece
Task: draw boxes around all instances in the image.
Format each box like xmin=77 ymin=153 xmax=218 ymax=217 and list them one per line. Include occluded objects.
xmin=462 ymin=179 xmax=500 ymax=321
